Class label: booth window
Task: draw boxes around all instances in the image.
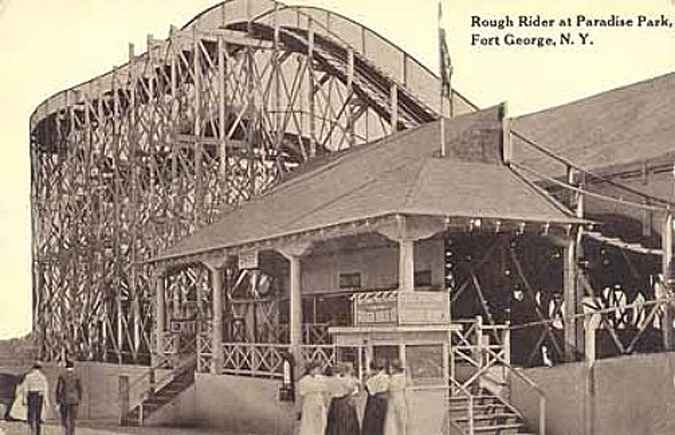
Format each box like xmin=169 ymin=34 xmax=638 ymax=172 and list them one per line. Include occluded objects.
xmin=414 ymin=270 xmax=432 ymax=287
xmin=406 ymin=344 xmax=444 ymax=384
xmin=339 ymin=272 xmax=362 ymax=289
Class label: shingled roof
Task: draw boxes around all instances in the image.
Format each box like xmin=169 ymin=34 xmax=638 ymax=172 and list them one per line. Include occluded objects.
xmin=152 ymin=105 xmax=581 ymax=263
xmin=511 ymin=72 xmax=675 ymax=177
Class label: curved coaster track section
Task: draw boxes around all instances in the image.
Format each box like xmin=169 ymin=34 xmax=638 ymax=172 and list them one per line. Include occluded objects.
xmin=29 ymin=0 xmax=477 ymax=363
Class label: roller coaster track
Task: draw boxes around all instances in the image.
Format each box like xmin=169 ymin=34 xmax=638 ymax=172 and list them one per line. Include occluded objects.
xmin=28 ymin=0 xmax=477 ymax=364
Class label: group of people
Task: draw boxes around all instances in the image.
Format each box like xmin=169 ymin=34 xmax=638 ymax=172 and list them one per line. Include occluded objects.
xmin=297 ymin=358 xmax=409 ymax=435
xmin=8 ymin=360 xmax=82 ymax=435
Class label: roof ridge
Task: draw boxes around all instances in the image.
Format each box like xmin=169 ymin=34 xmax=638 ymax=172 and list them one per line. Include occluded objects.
xmin=402 ymin=159 xmax=429 ymax=209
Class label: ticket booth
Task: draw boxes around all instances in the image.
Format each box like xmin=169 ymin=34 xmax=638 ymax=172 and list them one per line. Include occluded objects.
xmin=329 ymin=290 xmax=459 ymax=435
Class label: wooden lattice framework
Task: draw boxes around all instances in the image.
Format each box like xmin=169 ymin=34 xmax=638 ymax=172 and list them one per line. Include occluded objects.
xmin=29 ymin=0 xmax=478 ymax=364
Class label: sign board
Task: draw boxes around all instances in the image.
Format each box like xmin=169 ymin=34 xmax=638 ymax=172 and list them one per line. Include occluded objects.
xmin=398 ymin=291 xmax=449 ymax=325
xmin=355 ymin=295 xmax=398 ymax=326
xmin=238 ymin=250 xmax=259 ymax=269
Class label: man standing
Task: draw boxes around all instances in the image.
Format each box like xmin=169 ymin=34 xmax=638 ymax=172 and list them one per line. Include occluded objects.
xmin=22 ymin=362 xmax=50 ymax=435
xmin=55 ymin=360 xmax=81 ymax=435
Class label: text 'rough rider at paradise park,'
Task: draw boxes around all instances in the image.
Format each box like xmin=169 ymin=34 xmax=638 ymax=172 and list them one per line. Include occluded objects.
xmin=468 ymin=13 xmax=674 ymax=48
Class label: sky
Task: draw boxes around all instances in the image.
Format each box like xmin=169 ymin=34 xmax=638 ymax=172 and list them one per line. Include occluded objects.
xmin=0 ymin=0 xmax=673 ymax=339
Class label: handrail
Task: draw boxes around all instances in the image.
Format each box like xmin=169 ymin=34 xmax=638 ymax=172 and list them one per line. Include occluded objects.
xmin=448 ymin=377 xmax=475 ymax=435
xmin=451 ymin=318 xmax=545 ymax=435
xmin=126 ymin=354 xmax=197 ymax=424
xmin=127 ymin=353 xmax=173 ymax=393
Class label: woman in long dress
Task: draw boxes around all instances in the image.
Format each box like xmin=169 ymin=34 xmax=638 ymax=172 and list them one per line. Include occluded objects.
xmin=384 ymin=359 xmax=409 ymax=435
xmin=361 ymin=359 xmax=389 ymax=435
xmin=325 ymin=362 xmax=360 ymax=435
xmin=297 ymin=361 xmax=329 ymax=435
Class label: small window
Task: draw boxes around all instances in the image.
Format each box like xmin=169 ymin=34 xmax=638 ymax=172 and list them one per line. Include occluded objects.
xmin=339 ymin=272 xmax=362 ymax=289
xmin=414 ymin=270 xmax=432 ymax=287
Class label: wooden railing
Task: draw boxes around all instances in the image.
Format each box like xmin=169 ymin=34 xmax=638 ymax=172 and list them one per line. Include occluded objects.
xmin=221 ymin=342 xmax=290 ymax=378
xmin=277 ymin=323 xmax=332 ymax=344
xmin=217 ymin=343 xmax=357 ymax=378
xmin=450 ymin=316 xmax=546 ymax=435
xmin=120 ymin=354 xmax=197 ymax=426
xmin=449 ymin=377 xmax=475 ymax=435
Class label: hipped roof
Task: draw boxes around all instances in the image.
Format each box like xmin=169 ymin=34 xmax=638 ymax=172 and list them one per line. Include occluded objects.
xmin=511 ymin=72 xmax=675 ymax=176
xmin=152 ymin=105 xmax=581 ymax=263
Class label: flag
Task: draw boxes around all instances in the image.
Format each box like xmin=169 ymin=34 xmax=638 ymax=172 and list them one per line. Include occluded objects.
xmin=438 ymin=2 xmax=453 ymax=98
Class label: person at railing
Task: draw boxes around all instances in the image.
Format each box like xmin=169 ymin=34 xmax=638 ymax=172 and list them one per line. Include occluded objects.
xmin=297 ymin=361 xmax=329 ymax=435
xmin=384 ymin=359 xmax=409 ymax=435
xmin=325 ymin=362 xmax=361 ymax=435
xmin=362 ymin=359 xmax=389 ymax=435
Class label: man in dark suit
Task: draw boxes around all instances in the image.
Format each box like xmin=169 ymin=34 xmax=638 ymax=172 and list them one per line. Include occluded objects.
xmin=55 ymin=360 xmax=82 ymax=435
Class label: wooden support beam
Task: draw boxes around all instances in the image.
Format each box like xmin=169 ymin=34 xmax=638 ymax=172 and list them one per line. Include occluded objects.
xmin=347 ymin=48 xmax=355 ymax=148
xmin=218 ymin=35 xmax=227 ymax=180
xmin=308 ymin=18 xmax=316 ymax=158
xmin=563 ymin=236 xmax=578 ymax=362
xmin=399 ymin=239 xmax=414 ymax=292
xmin=154 ymin=269 xmax=166 ymax=361
xmin=210 ymin=266 xmax=224 ymax=374
xmin=662 ymin=212 xmax=673 ymax=350
xmin=277 ymin=242 xmax=312 ymax=364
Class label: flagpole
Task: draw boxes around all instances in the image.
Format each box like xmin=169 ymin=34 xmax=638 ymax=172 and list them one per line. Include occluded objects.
xmin=439 ymin=0 xmax=446 ymax=157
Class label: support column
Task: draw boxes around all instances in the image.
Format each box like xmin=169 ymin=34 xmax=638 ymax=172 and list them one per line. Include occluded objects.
xmin=278 ymin=242 xmax=312 ymax=365
xmin=564 ymin=235 xmax=579 ymax=362
xmin=154 ymin=268 xmax=166 ymax=362
xmin=375 ymin=215 xmax=446 ymax=293
xmin=289 ymin=255 xmax=303 ymax=350
xmin=662 ymin=212 xmax=673 ymax=350
xmin=211 ymin=268 xmax=224 ymax=374
xmin=399 ymin=239 xmax=415 ymax=292
xmin=203 ymin=257 xmax=228 ymax=375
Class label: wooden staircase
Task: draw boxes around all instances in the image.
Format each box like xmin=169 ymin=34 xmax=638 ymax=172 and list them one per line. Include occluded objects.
xmin=448 ymin=388 xmax=535 ymax=435
xmin=122 ymin=355 xmax=197 ymax=426
xmin=449 ymin=319 xmax=545 ymax=435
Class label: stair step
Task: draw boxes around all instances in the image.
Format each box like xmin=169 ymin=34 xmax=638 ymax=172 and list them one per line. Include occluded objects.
xmin=449 ymin=394 xmax=499 ymax=400
xmin=473 ymin=423 xmax=524 ymax=433
xmin=454 ymin=413 xmax=520 ymax=423
xmin=450 ymin=403 xmax=508 ymax=412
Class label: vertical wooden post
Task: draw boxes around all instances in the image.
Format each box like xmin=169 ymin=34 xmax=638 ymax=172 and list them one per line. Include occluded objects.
xmin=564 ymin=167 xmax=582 ymax=362
xmin=398 ymin=239 xmax=415 ymax=292
xmin=564 ymin=235 xmax=578 ymax=362
xmin=118 ymin=375 xmax=129 ymax=425
xmin=476 ymin=315 xmax=484 ymax=371
xmin=308 ymin=18 xmax=316 ymax=158
xmin=662 ymin=212 xmax=673 ymax=350
xmin=218 ymin=35 xmax=227 ymax=181
xmin=357 ymin=345 xmax=364 ymax=382
xmin=575 ymin=172 xmax=586 ymax=358
xmin=193 ymin=26 xmax=202 ymax=229
xmin=273 ymin=2 xmax=281 ymax=149
xmin=128 ymin=43 xmax=141 ymax=360
xmin=347 ymin=48 xmax=355 ymax=148
xmin=289 ymin=255 xmax=303 ymax=353
xmin=155 ymin=270 xmax=165 ymax=360
xmin=442 ymin=341 xmax=449 ymax=386
xmin=212 ymin=267 xmax=224 ymax=374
